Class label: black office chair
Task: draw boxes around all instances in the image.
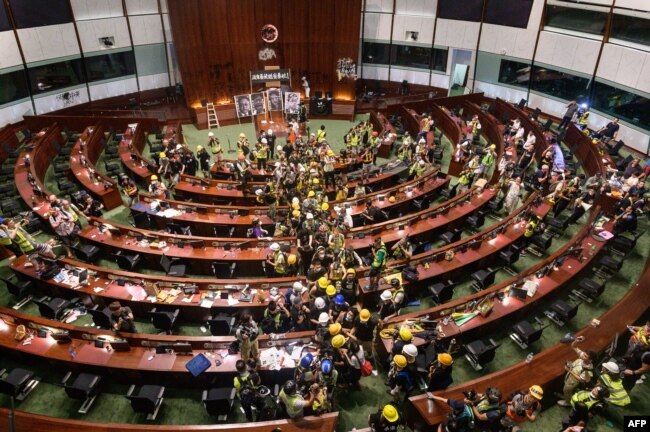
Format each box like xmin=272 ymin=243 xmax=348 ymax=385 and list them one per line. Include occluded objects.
xmin=530 ymin=233 xmax=553 ymax=254
xmin=541 ymin=118 xmax=553 ymax=131
xmin=207 ymin=315 xmax=236 ymax=336
xmin=509 ymin=317 xmax=548 ymax=349
xmin=466 ymin=210 xmax=486 ymax=231
xmin=211 ymin=262 xmax=237 ymax=279
xmin=202 ymin=387 xmax=236 ymax=419
xmin=114 ymin=251 xmax=141 ymax=271
xmin=125 ymin=384 xmax=165 ymax=420
xmin=440 ymin=227 xmax=462 ymax=245
xmin=485 ymin=196 xmax=504 ymax=214
xmin=571 ymin=278 xmax=605 ymax=303
xmin=428 ymin=280 xmax=456 ymax=304
xmin=607 ymin=140 xmax=624 ymax=157
xmin=412 ymin=196 xmax=431 ymax=211
xmin=596 ymin=254 xmax=623 ymax=278
xmin=415 ymin=342 xmax=436 ymax=374
xmin=440 ymin=183 xmax=458 ymax=200
xmin=0 ymin=276 xmax=33 ymax=309
xmin=86 ymin=305 xmax=113 ymax=329
xmin=62 ymin=372 xmax=102 ymax=414
xmin=0 ymin=368 xmax=39 ymax=401
xmin=129 ymin=211 xmax=151 ymax=229
xmin=167 ymin=222 xmax=191 ymax=236
xmin=546 ymin=216 xmax=569 ymax=237
xmin=160 ymin=254 xmax=186 ymax=277
xmin=470 ymin=267 xmax=498 ymax=291
xmin=545 ymin=299 xmax=579 ymax=326
xmin=498 ymin=245 xmax=521 ymax=276
xmin=34 ymin=296 xmax=73 ymax=320
xmin=464 ymin=338 xmax=500 ymax=371
xmin=70 ymin=243 xmax=101 ymax=262
xmin=150 ymin=308 xmax=179 ymax=334
xmin=609 ymin=231 xmax=644 ymax=255
xmin=213 ymin=225 xmax=235 ymax=237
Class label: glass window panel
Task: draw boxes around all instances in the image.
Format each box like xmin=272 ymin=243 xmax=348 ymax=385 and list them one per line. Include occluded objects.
xmin=530 ymin=65 xmax=591 ymax=102
xmin=431 ymin=48 xmax=448 ymax=73
xmin=0 ymin=69 xmax=30 ymax=105
xmin=10 ymin=0 xmax=73 ymax=29
xmin=484 ymin=0 xmax=533 ymax=29
xmin=0 ymin=3 xmax=11 ymax=31
xmin=498 ymin=59 xmax=531 ymax=89
xmin=611 ymin=14 xmax=650 ymax=47
xmin=85 ymin=51 xmax=136 ymax=83
xmin=544 ymin=5 xmax=607 ymax=36
xmin=362 ymin=42 xmax=391 ymax=65
xmin=391 ymin=45 xmax=431 ymax=69
xmin=27 ymin=59 xmax=84 ymax=94
xmin=438 ymin=0 xmax=483 ymax=22
xmin=592 ymin=81 xmax=650 ymax=132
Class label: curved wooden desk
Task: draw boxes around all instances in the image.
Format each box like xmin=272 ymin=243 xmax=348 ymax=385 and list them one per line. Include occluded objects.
xmin=0 ymin=409 xmax=338 ymax=432
xmin=69 ymin=124 xmax=123 ymax=209
xmin=15 ymin=124 xmax=64 ymax=219
xmin=118 ymin=124 xmax=154 ymax=185
xmin=378 ymin=210 xmax=603 ymax=358
xmin=177 ymin=159 xmax=409 ymax=204
xmin=370 ymin=111 xmax=397 ymax=159
xmin=0 ymin=306 xmax=312 ymax=385
xmin=406 ymin=232 xmax=648 ymax=431
xmin=459 ymin=100 xmax=504 ymax=184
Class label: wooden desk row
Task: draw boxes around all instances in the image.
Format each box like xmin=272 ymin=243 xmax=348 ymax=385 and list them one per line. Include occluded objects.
xmin=379 ymin=210 xmax=603 ymax=358
xmin=0 ymin=409 xmax=338 ymax=432
xmin=0 ymin=306 xmax=312 ymax=386
xmin=68 ymin=123 xmax=123 ymax=209
xmin=176 ymin=159 xmax=409 ymax=205
xmin=118 ymin=123 xmax=154 ymax=186
xmin=406 ymin=222 xmax=647 ymax=431
xmin=369 ymin=111 xmax=397 ymax=159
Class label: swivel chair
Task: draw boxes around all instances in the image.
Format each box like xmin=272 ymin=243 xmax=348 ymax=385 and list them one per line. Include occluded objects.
xmin=0 ymin=367 xmax=39 ymax=401
xmin=160 ymin=254 xmax=186 ymax=277
xmin=545 ymin=299 xmax=579 ymax=327
xmin=0 ymin=276 xmax=33 ymax=309
xmin=62 ymin=372 xmax=102 ymax=414
xmin=428 ymin=280 xmax=457 ymax=304
xmin=150 ymin=308 xmax=179 ymax=334
xmin=202 ymin=387 xmax=236 ymax=420
xmin=125 ymin=384 xmax=165 ymax=420
xmin=86 ymin=305 xmax=113 ymax=329
xmin=465 ymin=338 xmax=500 ymax=371
xmin=509 ymin=317 xmax=548 ymax=349
xmin=470 ymin=267 xmax=498 ymax=291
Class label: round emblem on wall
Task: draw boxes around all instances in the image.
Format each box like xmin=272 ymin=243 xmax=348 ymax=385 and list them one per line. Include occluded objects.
xmin=261 ymin=24 xmax=278 ymax=43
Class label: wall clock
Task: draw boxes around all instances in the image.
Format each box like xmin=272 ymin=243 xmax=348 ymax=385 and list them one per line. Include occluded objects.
xmin=261 ymin=24 xmax=278 ymax=43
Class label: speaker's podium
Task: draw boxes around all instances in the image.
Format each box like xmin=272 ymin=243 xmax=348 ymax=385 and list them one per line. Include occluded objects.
xmin=309 ymin=92 xmax=332 ymax=116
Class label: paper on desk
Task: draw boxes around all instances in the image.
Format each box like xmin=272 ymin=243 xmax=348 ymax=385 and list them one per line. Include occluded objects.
xmin=93 ymin=287 xmax=104 ymax=293
xmin=181 ymin=297 xmax=192 ymax=303
xmin=227 ymin=298 xmax=239 ymax=306
xmin=290 ymin=345 xmax=305 ymax=361
xmin=200 ymin=299 xmax=214 ymax=308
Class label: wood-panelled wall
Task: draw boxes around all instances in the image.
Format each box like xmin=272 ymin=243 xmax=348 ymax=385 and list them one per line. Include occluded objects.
xmin=167 ymin=0 xmax=361 ymax=107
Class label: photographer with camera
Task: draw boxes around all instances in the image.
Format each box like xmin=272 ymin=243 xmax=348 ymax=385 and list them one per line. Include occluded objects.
xmin=277 ymin=379 xmax=319 ymax=419
xmin=500 ymin=385 xmax=543 ymax=432
xmin=233 ymin=359 xmax=261 ymax=421
xmin=429 ymin=394 xmax=474 ymax=432
xmin=236 ymin=312 xmax=259 ymax=363
xmin=462 ymin=387 xmax=505 ymax=432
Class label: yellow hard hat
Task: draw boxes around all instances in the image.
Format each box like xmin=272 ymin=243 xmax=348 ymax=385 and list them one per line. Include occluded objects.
xmin=308 ymin=191 xmax=315 ymax=197
xmin=529 ymin=385 xmax=544 ymax=400
xmin=382 ymin=404 xmax=399 ymax=423
xmin=437 ymin=353 xmax=453 ymax=366
xmin=292 ymin=210 xmax=300 ymax=217
xmin=318 ymin=276 xmax=329 ymax=289
xmin=196 ymin=145 xmax=203 ymax=151
xmin=490 ymin=144 xmax=496 ymax=149
xmin=327 ymin=150 xmax=334 ymax=156
xmin=359 ymin=309 xmax=370 ymax=322
xmin=326 ymin=285 xmax=336 ymax=296
xmin=150 ymin=175 xmax=158 ymax=181
xmin=329 ymin=323 xmax=342 ymax=336
xmin=313 ymin=178 xmax=320 ymax=184
xmin=287 ymin=254 xmax=297 ymax=265
xmin=393 ymin=354 xmax=407 ymax=368
xmin=331 ymin=334 xmax=346 ymax=348
xmin=346 ymin=268 xmax=356 ymax=275
xmin=321 ymin=202 xmax=329 ymax=211
xmin=388 ymin=196 xmax=396 ymax=203
xmin=399 ymin=328 xmax=413 ymax=342
xmin=159 ymin=152 xmax=166 ymax=158
xmin=292 ymin=203 xmax=300 ymax=210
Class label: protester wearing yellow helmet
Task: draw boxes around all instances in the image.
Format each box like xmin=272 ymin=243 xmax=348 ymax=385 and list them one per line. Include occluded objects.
xmin=368 ymin=404 xmax=403 ymax=430
xmin=501 ymin=385 xmax=543 ymax=429
xmin=331 ymin=334 xmax=346 ymax=348
xmin=388 ymin=354 xmax=414 ymax=401
xmin=427 ymin=352 xmax=454 ymax=391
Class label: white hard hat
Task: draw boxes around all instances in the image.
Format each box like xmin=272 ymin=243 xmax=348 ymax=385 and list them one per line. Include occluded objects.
xmin=318 ymin=311 xmax=329 ymax=324
xmin=277 ymin=145 xmax=282 ymax=151
xmin=381 ymin=290 xmax=392 ymax=301
xmin=419 ymin=160 xmax=425 ymax=166
xmin=256 ymin=189 xmax=263 ymax=196
xmin=293 ymin=281 xmax=304 ymax=290
xmin=268 ymin=128 xmax=273 ymax=134
xmin=315 ymin=297 xmax=326 ymax=310
xmin=270 ymin=286 xmax=279 ymax=296
xmin=292 ymin=197 xmax=299 ymax=204
xmin=208 ymin=132 xmax=214 ymax=137
xmin=402 ymin=344 xmax=418 ymax=358
xmin=306 ymin=213 xmax=314 ymax=220
xmin=602 ymin=361 xmax=619 ymax=374
xmin=176 ymin=143 xmax=182 ymax=150
xmin=419 ymin=138 xmax=426 ymax=144
xmin=270 ymin=243 xmax=280 ymax=251
xmin=275 ymin=162 xmax=281 ymax=168
xmin=261 ymin=138 xmax=268 ymax=144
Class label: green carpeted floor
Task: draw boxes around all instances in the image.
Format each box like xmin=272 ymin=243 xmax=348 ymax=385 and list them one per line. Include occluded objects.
xmin=0 ymin=116 xmax=648 ymax=432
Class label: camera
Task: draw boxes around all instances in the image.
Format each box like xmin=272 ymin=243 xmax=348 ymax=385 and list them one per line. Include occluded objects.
xmin=462 ymin=389 xmax=478 ymax=403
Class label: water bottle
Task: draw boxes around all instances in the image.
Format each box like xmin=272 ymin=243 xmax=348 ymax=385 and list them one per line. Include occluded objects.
xmin=525 ymin=352 xmax=534 ymax=364
xmin=427 ymin=397 xmax=434 ymax=414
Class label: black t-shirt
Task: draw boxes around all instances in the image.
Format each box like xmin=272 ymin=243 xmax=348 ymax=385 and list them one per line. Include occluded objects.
xmin=604 ymin=122 xmax=619 ymax=138
xmin=353 ymin=317 xmax=377 ymax=341
xmin=369 ymin=411 xmax=402 ymax=432
xmin=111 ymin=306 xmax=137 ymax=333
